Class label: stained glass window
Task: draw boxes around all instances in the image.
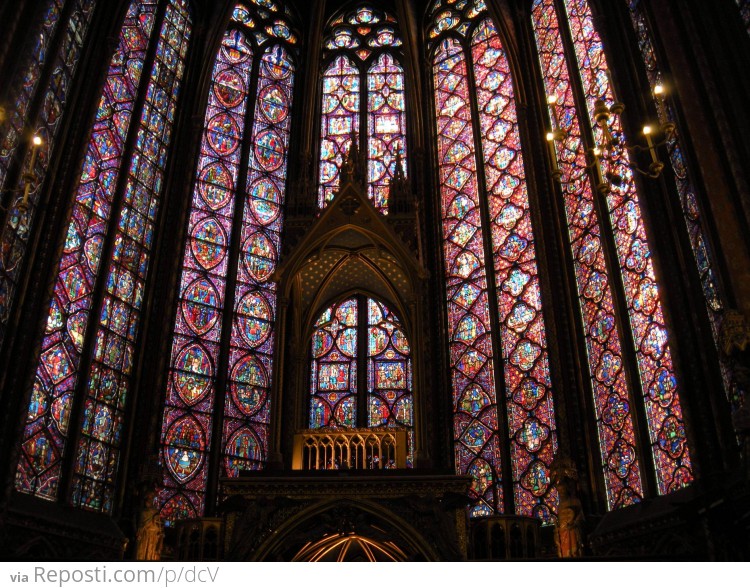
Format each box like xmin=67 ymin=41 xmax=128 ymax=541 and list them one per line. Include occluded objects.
xmin=15 ymin=0 xmax=192 ymax=510
xmin=532 ymin=0 xmax=692 ymax=507
xmin=429 ymin=1 xmax=558 ymax=521
xmin=318 ymin=4 xmax=407 ymax=213
xmin=158 ymin=1 xmax=296 ymax=524
xmin=624 ymin=0 xmax=741 ymax=409
xmin=737 ymin=0 xmax=750 ymax=33
xmin=0 ymin=0 xmax=97 ymax=345
xmin=309 ymin=296 xmax=414 ymax=462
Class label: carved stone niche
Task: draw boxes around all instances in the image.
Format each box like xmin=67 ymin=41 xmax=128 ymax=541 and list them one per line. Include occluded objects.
xmin=210 ymin=470 xmax=471 ymax=561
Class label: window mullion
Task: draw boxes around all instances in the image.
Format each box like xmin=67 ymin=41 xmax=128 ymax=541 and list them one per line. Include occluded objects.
xmin=462 ymin=36 xmax=515 ymax=516
xmin=356 ymin=295 xmax=369 ymax=429
xmin=203 ymin=35 xmax=262 ymax=515
xmin=58 ymin=0 xmax=170 ymax=505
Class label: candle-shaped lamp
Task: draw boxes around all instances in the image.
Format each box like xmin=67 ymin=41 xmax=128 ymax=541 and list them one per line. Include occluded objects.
xmin=547 ymin=94 xmax=559 ymax=130
xmin=20 ymin=135 xmax=43 ymax=209
xmin=546 ymin=131 xmax=561 ymax=181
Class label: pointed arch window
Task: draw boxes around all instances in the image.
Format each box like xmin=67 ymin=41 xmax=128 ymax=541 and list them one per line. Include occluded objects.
xmin=15 ymin=0 xmax=192 ymax=513
xmin=158 ymin=1 xmax=297 ymax=523
xmin=532 ymin=0 xmax=692 ymax=509
xmin=428 ymin=0 xmax=558 ymax=521
xmin=624 ymin=0 xmax=742 ymax=409
xmin=309 ymin=295 xmax=414 ymax=465
xmin=0 ymin=0 xmax=97 ymax=344
xmin=318 ymin=5 xmax=407 ymax=213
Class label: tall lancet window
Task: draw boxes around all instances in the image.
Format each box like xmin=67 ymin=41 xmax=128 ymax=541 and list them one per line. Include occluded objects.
xmin=428 ymin=0 xmax=558 ymax=521
xmin=624 ymin=0 xmax=742 ymax=409
xmin=158 ymin=1 xmax=297 ymax=523
xmin=0 ymin=0 xmax=97 ymax=345
xmin=532 ymin=0 xmax=692 ymax=509
xmin=318 ymin=5 xmax=407 ymax=213
xmin=15 ymin=0 xmax=192 ymax=513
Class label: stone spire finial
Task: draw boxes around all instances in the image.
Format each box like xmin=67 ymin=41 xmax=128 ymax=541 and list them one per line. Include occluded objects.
xmin=341 ymin=133 xmax=365 ymax=188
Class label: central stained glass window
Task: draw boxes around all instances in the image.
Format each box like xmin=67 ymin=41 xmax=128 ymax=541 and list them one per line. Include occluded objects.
xmin=309 ymin=296 xmax=414 ymax=466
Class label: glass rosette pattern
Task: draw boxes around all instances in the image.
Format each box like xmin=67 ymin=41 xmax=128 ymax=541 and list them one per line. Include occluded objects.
xmin=563 ymin=0 xmax=692 ymax=495
xmin=310 ymin=299 xmax=358 ymax=428
xmin=624 ymin=1 xmax=738 ymax=407
xmin=367 ymin=54 xmax=406 ymax=213
xmin=15 ymin=0 xmax=161 ymax=502
xmin=71 ymin=0 xmax=192 ymax=512
xmin=471 ymin=19 xmax=557 ymax=521
xmin=159 ymin=29 xmax=253 ymax=522
xmin=318 ymin=55 xmax=360 ymax=208
xmin=433 ymin=38 xmax=504 ymax=517
xmin=532 ymin=0 xmax=644 ymax=509
xmin=222 ymin=44 xmax=294 ymax=478
xmin=0 ymin=0 xmax=96 ymax=343
xmin=367 ymin=299 xmax=413 ymax=465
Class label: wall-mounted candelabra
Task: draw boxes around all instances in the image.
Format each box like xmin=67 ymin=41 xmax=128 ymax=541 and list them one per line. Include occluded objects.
xmin=0 ymin=134 xmax=43 ymax=213
xmin=545 ymin=77 xmax=675 ymax=193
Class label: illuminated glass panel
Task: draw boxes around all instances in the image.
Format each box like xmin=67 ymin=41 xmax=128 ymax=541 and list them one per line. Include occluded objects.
xmin=367 ymin=298 xmax=413 ymax=464
xmin=532 ymin=0 xmax=644 ymax=509
xmin=0 ymin=0 xmax=96 ymax=344
xmin=222 ymin=44 xmax=295 ymax=478
xmin=310 ymin=298 xmax=358 ymax=428
xmin=318 ymin=56 xmax=360 ymax=208
xmin=624 ymin=1 xmax=739 ymax=408
xmin=433 ymin=38 xmax=504 ymax=517
xmin=159 ymin=4 xmax=297 ymax=523
xmin=471 ymin=19 xmax=557 ymax=521
xmin=71 ymin=0 xmax=192 ymax=512
xmin=15 ymin=0 xmax=164 ymax=502
xmin=309 ymin=296 xmax=414 ymax=462
xmin=159 ymin=28 xmax=253 ymax=522
xmin=318 ymin=5 xmax=407 ymax=211
xmin=367 ymin=54 xmax=407 ymax=213
xmin=563 ymin=0 xmax=692 ymax=495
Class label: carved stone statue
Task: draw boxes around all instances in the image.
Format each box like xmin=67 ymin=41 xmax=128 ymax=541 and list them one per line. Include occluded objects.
xmin=551 ymin=456 xmax=584 ymax=558
xmin=135 ymin=489 xmax=164 ymax=561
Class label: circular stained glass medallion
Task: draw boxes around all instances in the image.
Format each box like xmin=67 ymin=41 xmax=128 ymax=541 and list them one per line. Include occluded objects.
xmin=242 ymin=232 xmax=276 ymax=282
xmin=191 ymin=217 xmax=227 ymax=270
xmin=258 ymin=84 xmax=288 ymax=123
xmin=173 ymin=342 xmax=213 ymax=405
xmin=214 ymin=68 xmax=245 ymax=108
xmin=230 ymin=355 xmax=267 ymax=416
xmin=181 ymin=278 xmax=220 ymax=335
xmin=164 ymin=415 xmax=205 ymax=483
xmin=236 ymin=292 xmax=272 ymax=347
xmin=254 ymin=129 xmax=284 ymax=171
xmin=198 ymin=162 xmax=234 ymax=210
xmin=248 ymin=178 xmax=281 ymax=225
xmin=206 ymin=112 xmax=240 ymax=156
